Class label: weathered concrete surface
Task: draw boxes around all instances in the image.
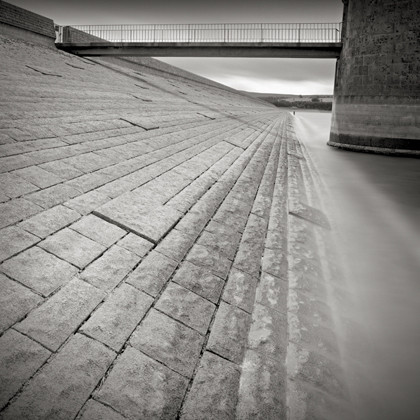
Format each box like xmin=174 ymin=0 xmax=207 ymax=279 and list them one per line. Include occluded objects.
xmin=0 ymin=26 xmax=352 ymax=419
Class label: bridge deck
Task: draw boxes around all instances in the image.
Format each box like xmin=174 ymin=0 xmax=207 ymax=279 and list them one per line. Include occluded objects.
xmin=57 ymin=22 xmax=342 ymax=58
xmin=56 ymin=41 xmax=342 ymax=58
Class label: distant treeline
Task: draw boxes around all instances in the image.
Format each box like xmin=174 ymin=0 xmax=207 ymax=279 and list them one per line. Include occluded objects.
xmin=259 ymin=97 xmax=333 ymax=111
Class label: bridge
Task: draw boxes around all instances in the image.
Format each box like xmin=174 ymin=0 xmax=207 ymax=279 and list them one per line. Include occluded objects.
xmin=56 ymin=23 xmax=342 ymax=58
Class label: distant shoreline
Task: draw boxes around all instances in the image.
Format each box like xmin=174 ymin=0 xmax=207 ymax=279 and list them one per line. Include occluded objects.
xmin=241 ymin=91 xmax=333 ymax=111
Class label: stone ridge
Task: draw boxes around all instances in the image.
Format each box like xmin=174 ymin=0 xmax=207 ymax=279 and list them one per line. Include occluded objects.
xmin=0 ymin=30 xmax=350 ymax=419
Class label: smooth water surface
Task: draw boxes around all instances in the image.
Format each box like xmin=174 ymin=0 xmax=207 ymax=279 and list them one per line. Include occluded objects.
xmin=294 ymin=111 xmax=420 ymax=420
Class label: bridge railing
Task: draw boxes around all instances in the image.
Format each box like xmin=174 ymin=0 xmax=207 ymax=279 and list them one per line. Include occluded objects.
xmin=66 ymin=23 xmax=342 ymax=43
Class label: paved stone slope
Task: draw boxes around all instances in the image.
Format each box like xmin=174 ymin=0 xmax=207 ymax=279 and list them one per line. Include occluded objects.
xmin=0 ymin=34 xmax=351 ymax=419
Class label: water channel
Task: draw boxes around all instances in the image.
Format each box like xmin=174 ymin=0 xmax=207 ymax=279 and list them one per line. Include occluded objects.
xmin=294 ymin=111 xmax=420 ymax=420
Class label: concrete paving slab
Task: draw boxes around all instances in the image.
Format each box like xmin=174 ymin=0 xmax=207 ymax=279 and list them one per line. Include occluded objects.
xmin=0 ymin=273 xmax=42 ymax=333
xmin=0 ymin=226 xmax=39 ymax=263
xmin=18 ymin=204 xmax=81 ymax=238
xmin=172 ymin=261 xmax=225 ymax=304
xmin=0 ymin=246 xmax=78 ymax=296
xmin=1 ymin=334 xmax=114 ymax=420
xmin=155 ymin=282 xmax=216 ymax=334
xmin=81 ymin=283 xmax=153 ymax=351
xmin=180 ymin=351 xmax=241 ymax=420
xmin=130 ymin=308 xmax=204 ymax=377
xmin=70 ymin=214 xmax=126 ymax=247
xmin=0 ymin=329 xmax=50 ymax=410
xmin=116 ymin=232 xmax=154 ymax=257
xmin=80 ymin=245 xmax=139 ymax=291
xmin=77 ymin=400 xmax=126 ymax=420
xmin=39 ymin=228 xmax=106 ymax=269
xmin=95 ymin=346 xmax=188 ymax=419
xmin=16 ymin=278 xmax=105 ymax=351
xmin=207 ymin=301 xmax=251 ymax=365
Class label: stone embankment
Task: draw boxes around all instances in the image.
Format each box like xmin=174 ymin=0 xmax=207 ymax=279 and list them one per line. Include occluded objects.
xmin=0 ymin=29 xmax=351 ymax=419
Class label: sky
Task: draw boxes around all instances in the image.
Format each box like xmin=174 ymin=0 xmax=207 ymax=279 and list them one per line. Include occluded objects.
xmin=8 ymin=0 xmax=344 ymax=94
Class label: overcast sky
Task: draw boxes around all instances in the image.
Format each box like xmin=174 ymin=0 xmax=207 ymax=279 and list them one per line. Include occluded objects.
xmin=8 ymin=0 xmax=344 ymax=94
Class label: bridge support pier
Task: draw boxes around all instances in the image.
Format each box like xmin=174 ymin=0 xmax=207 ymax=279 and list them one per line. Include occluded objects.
xmin=329 ymin=0 xmax=420 ymax=156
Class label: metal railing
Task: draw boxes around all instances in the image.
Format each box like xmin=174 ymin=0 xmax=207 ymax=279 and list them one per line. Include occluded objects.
xmin=66 ymin=23 xmax=342 ymax=43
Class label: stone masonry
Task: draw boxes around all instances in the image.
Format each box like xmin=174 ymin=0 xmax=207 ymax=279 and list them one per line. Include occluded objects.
xmin=0 ymin=23 xmax=351 ymax=420
xmin=329 ymin=0 xmax=420 ymax=155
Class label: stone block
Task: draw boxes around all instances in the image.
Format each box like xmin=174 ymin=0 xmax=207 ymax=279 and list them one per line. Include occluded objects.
xmin=95 ymin=192 xmax=182 ymax=243
xmin=262 ymin=247 xmax=288 ymax=280
xmin=233 ymin=214 xmax=267 ymax=278
xmin=39 ymin=228 xmax=106 ymax=269
xmin=0 ymin=226 xmax=39 ymax=262
xmin=207 ymin=301 xmax=251 ymax=364
xmin=80 ymin=245 xmax=139 ymax=291
xmin=14 ymin=166 xmax=64 ymax=188
xmin=0 ymin=329 xmax=50 ymax=410
xmin=180 ymin=351 xmax=241 ymax=420
xmin=197 ymin=228 xmax=240 ymax=261
xmin=175 ymin=209 xmax=210 ymax=238
xmin=18 ymin=205 xmax=81 ymax=238
xmin=247 ymin=303 xmax=287 ymax=361
xmin=0 ymin=198 xmax=42 ymax=229
xmin=222 ymin=267 xmax=258 ymax=313
xmin=155 ymin=228 xmax=195 ymax=262
xmin=130 ymin=309 xmax=204 ymax=377
xmin=81 ymin=283 xmax=153 ymax=351
xmin=295 ymin=341 xmax=351 ymax=402
xmin=116 ymin=232 xmax=154 ymax=257
xmin=0 ymin=172 xmax=38 ymax=197
xmin=70 ymin=214 xmax=126 ymax=247
xmin=236 ymin=349 xmax=287 ymax=419
xmin=156 ymin=282 xmax=215 ymax=334
xmin=0 ymin=273 xmax=42 ymax=333
xmin=126 ymin=250 xmax=177 ymax=296
xmin=64 ymin=173 xmax=111 ymax=194
xmin=1 ymin=334 xmax=114 ymax=420
xmin=25 ymin=184 xmax=80 ymax=209
xmin=64 ymin=190 xmax=111 ymax=214
xmin=40 ymin=160 xmax=84 ymax=180
xmin=186 ymin=244 xmax=231 ymax=280
xmin=0 ymin=246 xmax=78 ymax=296
xmin=255 ymin=271 xmax=288 ymax=315
xmin=77 ymin=400 xmax=126 ymax=420
xmin=172 ymin=261 xmax=224 ymax=304
xmin=16 ymin=278 xmax=104 ymax=351
xmin=95 ymin=346 xmax=188 ymax=419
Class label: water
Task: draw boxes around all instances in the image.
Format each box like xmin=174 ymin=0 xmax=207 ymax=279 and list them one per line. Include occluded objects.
xmin=294 ymin=111 xmax=420 ymax=420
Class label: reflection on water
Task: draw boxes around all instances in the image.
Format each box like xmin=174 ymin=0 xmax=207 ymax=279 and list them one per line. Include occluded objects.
xmin=294 ymin=111 xmax=420 ymax=420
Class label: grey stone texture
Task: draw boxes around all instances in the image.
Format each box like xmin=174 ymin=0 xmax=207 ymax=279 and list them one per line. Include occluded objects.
xmin=0 ymin=18 xmax=352 ymax=419
xmin=16 ymin=278 xmax=105 ymax=351
xmin=329 ymin=0 xmax=420 ymax=154
xmin=155 ymin=281 xmax=216 ymax=334
xmin=126 ymin=250 xmax=178 ymax=296
xmin=80 ymin=245 xmax=139 ymax=291
xmin=0 ymin=273 xmax=42 ymax=333
xmin=39 ymin=228 xmax=106 ymax=268
xmin=130 ymin=309 xmax=204 ymax=377
xmin=181 ymin=351 xmax=241 ymax=420
xmin=81 ymin=283 xmax=153 ymax=351
xmin=0 ymin=329 xmax=50 ymax=410
xmin=0 ymin=246 xmax=78 ymax=296
xmin=95 ymin=346 xmax=188 ymax=419
xmin=1 ymin=334 xmax=114 ymax=420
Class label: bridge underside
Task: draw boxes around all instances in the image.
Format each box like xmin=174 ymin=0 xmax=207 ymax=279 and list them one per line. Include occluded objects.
xmin=56 ymin=42 xmax=342 ymax=58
